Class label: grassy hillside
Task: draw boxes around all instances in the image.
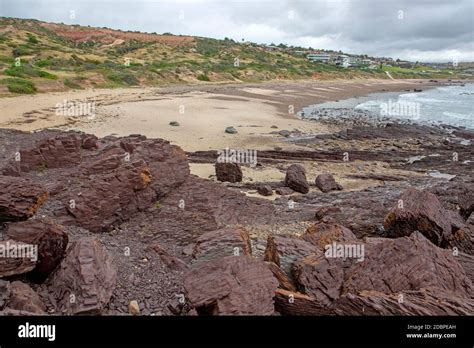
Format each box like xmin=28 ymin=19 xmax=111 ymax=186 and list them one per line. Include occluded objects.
xmin=0 ymin=17 xmax=467 ymax=95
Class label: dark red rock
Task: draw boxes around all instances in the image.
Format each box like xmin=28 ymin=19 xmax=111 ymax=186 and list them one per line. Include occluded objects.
xmin=6 ymin=219 xmax=68 ymax=282
xmin=0 ymin=176 xmax=48 ymax=222
xmin=384 ymin=187 xmax=454 ymax=246
xmin=275 ymin=187 xmax=294 ymax=196
xmin=263 ymin=234 xmax=320 ymax=277
xmin=6 ymin=281 xmax=46 ymax=314
xmin=315 ymin=173 xmax=342 ymax=193
xmin=284 ymin=164 xmax=309 ymax=194
xmin=215 ymin=162 xmax=243 ymax=183
xmin=303 ymin=221 xmax=357 ymax=250
xmin=146 ymin=243 xmax=188 ymax=271
xmin=184 ymin=256 xmax=278 ymax=315
xmin=0 ymin=240 xmax=37 ymax=277
xmin=293 ymin=232 xmax=472 ymax=308
xmin=48 ymin=237 xmax=117 ymax=314
xmin=257 ymin=185 xmax=273 ymax=196
xmin=458 ymin=184 xmax=474 ymax=220
xmin=192 ymin=227 xmax=252 ymax=264
xmin=329 ymin=288 xmax=474 ymax=315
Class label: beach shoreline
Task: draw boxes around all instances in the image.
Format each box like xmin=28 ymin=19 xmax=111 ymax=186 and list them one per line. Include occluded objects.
xmin=0 ymin=78 xmax=454 ymax=152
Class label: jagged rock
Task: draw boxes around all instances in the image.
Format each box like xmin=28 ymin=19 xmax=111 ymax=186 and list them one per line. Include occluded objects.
xmin=329 ymin=288 xmax=474 ymax=316
xmin=457 ymin=252 xmax=474 ymax=284
xmin=1 ymin=133 xmax=85 ymax=175
xmin=263 ymin=234 xmax=320 ymax=278
xmin=192 ymin=227 xmax=251 ymax=263
xmin=81 ymin=135 xmax=98 ymax=150
xmin=0 ymin=176 xmax=48 ymax=222
xmin=215 ymin=162 xmax=243 ymax=183
xmin=384 ymin=187 xmax=455 ymax=246
xmin=48 ymin=237 xmax=117 ymax=314
xmin=293 ymin=254 xmax=347 ymax=306
xmin=6 ymin=281 xmax=46 ymax=314
xmin=458 ymin=185 xmax=474 ymax=219
xmin=257 ymin=185 xmax=273 ymax=196
xmin=265 ymin=262 xmax=297 ymax=292
xmin=275 ymin=187 xmax=294 ymax=196
xmin=6 ymin=219 xmax=68 ymax=282
xmin=293 ymin=232 xmax=472 ymax=307
xmin=0 ymin=240 xmax=37 ymax=277
xmin=62 ymin=160 xmax=154 ymax=232
xmin=285 ymin=164 xmax=309 ymax=194
xmin=303 ymin=221 xmax=357 ymax=250
xmin=184 ymin=256 xmax=278 ymax=315
xmin=274 ymin=289 xmax=330 ymax=315
xmin=314 ymin=173 xmax=343 ymax=193
xmin=0 ymin=280 xmax=11 ymax=308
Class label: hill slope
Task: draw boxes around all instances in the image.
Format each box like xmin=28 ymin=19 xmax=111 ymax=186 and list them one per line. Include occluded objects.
xmin=0 ymin=17 xmax=465 ymax=95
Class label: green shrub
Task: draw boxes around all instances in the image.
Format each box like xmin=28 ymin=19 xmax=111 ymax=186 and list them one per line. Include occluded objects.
xmin=106 ymin=71 xmax=139 ymax=85
xmin=0 ymin=78 xmax=36 ymax=94
xmin=4 ymin=64 xmax=58 ymax=79
xmin=197 ymin=74 xmax=210 ymax=81
xmin=27 ymin=33 xmax=38 ymax=44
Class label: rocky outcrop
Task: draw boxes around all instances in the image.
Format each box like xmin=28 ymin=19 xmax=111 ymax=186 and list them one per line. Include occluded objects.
xmin=215 ymin=162 xmax=243 ymax=183
xmin=314 ymin=173 xmax=342 ymax=193
xmin=192 ymin=227 xmax=252 ymax=263
xmin=384 ymin=187 xmax=456 ymax=246
xmin=48 ymin=238 xmax=117 ymax=314
xmin=6 ymin=219 xmax=68 ymax=281
xmin=257 ymin=185 xmax=273 ymax=196
xmin=0 ymin=176 xmax=48 ymax=222
xmin=184 ymin=256 xmax=278 ymax=315
xmin=303 ymin=221 xmax=357 ymax=250
xmin=6 ymin=281 xmax=46 ymax=314
xmin=263 ymin=234 xmax=319 ymax=277
xmin=284 ymin=164 xmax=309 ymax=194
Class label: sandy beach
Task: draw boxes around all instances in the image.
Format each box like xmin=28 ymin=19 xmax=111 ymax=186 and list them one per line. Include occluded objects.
xmin=0 ymin=79 xmax=437 ymax=152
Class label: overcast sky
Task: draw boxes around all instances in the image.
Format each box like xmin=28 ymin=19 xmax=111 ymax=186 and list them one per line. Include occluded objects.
xmin=1 ymin=0 xmax=473 ymax=62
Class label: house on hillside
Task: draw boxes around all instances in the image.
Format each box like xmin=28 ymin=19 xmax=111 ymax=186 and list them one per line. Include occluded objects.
xmin=307 ymin=53 xmax=332 ymax=63
xmin=335 ymin=54 xmax=350 ymax=68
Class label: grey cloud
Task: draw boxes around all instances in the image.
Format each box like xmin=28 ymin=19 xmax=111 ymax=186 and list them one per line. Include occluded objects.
xmin=0 ymin=0 xmax=472 ymax=62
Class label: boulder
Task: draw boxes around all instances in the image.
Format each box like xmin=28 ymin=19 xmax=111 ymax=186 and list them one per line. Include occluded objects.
xmin=184 ymin=256 xmax=278 ymax=315
xmin=315 ymin=173 xmax=343 ymax=193
xmin=275 ymin=187 xmax=294 ymax=196
xmin=48 ymin=237 xmax=117 ymax=314
xmin=0 ymin=176 xmax=48 ymax=222
xmin=384 ymin=187 xmax=454 ymax=246
xmin=257 ymin=185 xmax=273 ymax=196
xmin=0 ymin=240 xmax=37 ymax=278
xmin=215 ymin=162 xmax=243 ymax=183
xmin=303 ymin=221 xmax=357 ymax=250
xmin=192 ymin=227 xmax=252 ymax=263
xmin=6 ymin=219 xmax=68 ymax=282
xmin=285 ymin=164 xmax=309 ymax=194
xmin=263 ymin=234 xmax=320 ymax=278
xmin=458 ymin=184 xmax=474 ymax=219
xmin=293 ymin=232 xmax=472 ymax=306
xmin=6 ymin=281 xmax=46 ymax=314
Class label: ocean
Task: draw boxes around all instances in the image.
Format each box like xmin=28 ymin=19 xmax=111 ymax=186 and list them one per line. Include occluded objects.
xmin=302 ymin=83 xmax=474 ymax=129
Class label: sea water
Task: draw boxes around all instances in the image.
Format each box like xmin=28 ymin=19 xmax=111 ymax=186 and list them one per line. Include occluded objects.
xmin=303 ymin=83 xmax=474 ymax=129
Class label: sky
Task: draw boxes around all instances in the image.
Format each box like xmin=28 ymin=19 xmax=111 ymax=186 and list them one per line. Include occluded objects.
xmin=1 ymin=0 xmax=473 ymax=62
